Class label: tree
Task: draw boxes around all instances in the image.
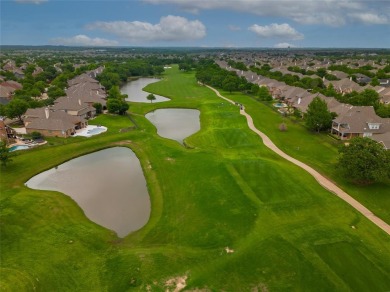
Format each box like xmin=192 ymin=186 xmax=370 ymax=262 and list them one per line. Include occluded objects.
xmin=146 ymin=93 xmax=156 ymax=103
xmin=337 ymin=137 xmax=390 ymax=184
xmin=107 ymin=99 xmax=129 ymax=115
xmin=93 ymin=103 xmax=103 ymax=114
xmin=222 ymin=76 xmax=238 ymax=93
xmin=370 ymin=77 xmax=380 ymax=86
xmin=0 ymin=140 xmax=14 ymax=167
xmin=3 ymin=99 xmax=29 ymax=123
xmin=305 ymin=96 xmax=332 ymax=132
xmin=258 ymin=86 xmax=272 ymax=101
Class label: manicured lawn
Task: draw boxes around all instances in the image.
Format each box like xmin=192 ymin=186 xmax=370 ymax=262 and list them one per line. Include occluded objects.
xmin=221 ymin=91 xmax=390 ymax=224
xmin=1 ymin=65 xmax=389 ymax=291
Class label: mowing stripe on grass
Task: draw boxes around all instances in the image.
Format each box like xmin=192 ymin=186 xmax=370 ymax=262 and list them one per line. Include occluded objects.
xmin=207 ymin=85 xmax=390 ymax=236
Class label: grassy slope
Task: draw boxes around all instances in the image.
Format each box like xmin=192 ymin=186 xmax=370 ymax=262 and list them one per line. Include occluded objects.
xmin=218 ymin=91 xmax=390 ymax=224
xmin=0 ymin=66 xmax=389 ymax=291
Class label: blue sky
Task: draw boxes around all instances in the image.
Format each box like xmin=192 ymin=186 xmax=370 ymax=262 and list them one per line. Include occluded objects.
xmin=1 ymin=0 xmax=389 ymax=48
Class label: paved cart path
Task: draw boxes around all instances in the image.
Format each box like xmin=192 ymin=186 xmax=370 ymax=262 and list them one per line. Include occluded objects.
xmin=207 ymin=85 xmax=390 ymax=236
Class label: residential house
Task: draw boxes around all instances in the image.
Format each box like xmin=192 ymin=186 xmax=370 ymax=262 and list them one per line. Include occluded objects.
xmin=331 ymin=106 xmax=389 ymax=140
xmin=52 ymin=96 xmax=96 ymax=119
xmin=325 ymin=78 xmax=362 ymax=95
xmin=24 ymin=107 xmax=87 ymax=138
xmin=0 ymin=81 xmax=23 ymax=104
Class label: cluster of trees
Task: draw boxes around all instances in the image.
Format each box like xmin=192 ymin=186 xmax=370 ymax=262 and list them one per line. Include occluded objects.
xmin=106 ymin=86 xmax=129 ymax=115
xmin=196 ymin=61 xmax=252 ymax=93
xmin=249 ymin=64 xmax=326 ymax=92
xmin=97 ymin=59 xmax=164 ymax=90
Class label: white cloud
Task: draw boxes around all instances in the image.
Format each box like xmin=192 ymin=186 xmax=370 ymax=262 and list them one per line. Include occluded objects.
xmin=274 ymin=42 xmax=297 ymax=48
xmin=14 ymin=0 xmax=47 ymax=4
xmin=50 ymin=35 xmax=119 ymax=46
xmin=228 ymin=25 xmax=241 ymax=31
xmin=142 ymin=0 xmax=388 ymax=26
xmin=249 ymin=23 xmax=304 ymax=40
xmin=348 ymin=13 xmax=389 ymax=24
xmin=86 ymin=15 xmax=206 ymax=43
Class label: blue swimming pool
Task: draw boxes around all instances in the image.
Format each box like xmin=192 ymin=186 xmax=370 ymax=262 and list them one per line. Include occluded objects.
xmin=9 ymin=145 xmax=30 ymax=152
xmin=273 ymin=103 xmax=287 ymax=108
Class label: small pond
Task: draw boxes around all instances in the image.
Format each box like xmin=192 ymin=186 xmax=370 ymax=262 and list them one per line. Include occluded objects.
xmin=25 ymin=147 xmax=150 ymax=237
xmin=121 ymin=78 xmax=170 ymax=103
xmin=145 ymin=108 xmax=200 ymax=145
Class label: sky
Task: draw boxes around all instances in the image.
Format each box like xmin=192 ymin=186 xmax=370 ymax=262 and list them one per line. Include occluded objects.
xmin=1 ymin=0 xmax=389 ymax=48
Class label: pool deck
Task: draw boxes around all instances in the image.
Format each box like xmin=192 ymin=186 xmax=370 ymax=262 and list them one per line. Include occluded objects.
xmin=73 ymin=125 xmax=107 ymax=137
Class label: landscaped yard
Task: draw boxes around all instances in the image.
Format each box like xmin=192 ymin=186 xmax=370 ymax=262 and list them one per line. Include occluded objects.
xmin=1 ymin=65 xmax=389 ymax=291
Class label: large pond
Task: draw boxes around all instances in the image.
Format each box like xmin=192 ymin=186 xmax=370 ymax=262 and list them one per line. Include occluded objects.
xmin=145 ymin=108 xmax=200 ymax=145
xmin=25 ymin=147 xmax=150 ymax=237
xmin=121 ymin=78 xmax=170 ymax=103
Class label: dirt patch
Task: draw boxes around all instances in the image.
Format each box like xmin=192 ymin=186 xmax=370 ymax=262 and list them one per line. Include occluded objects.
xmin=165 ymin=275 xmax=187 ymax=292
xmin=225 ymin=247 xmax=234 ymax=254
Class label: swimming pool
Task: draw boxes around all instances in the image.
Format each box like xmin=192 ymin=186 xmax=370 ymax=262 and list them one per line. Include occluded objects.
xmin=9 ymin=145 xmax=30 ymax=152
xmin=87 ymin=127 xmax=106 ymax=135
xmin=73 ymin=125 xmax=108 ymax=137
xmin=273 ymin=103 xmax=287 ymax=108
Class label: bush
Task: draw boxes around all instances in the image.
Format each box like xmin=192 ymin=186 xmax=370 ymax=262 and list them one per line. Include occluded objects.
xmin=31 ymin=131 xmax=43 ymax=140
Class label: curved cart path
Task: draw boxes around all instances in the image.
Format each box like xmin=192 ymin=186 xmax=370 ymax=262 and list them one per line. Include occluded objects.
xmin=207 ymin=85 xmax=390 ymax=236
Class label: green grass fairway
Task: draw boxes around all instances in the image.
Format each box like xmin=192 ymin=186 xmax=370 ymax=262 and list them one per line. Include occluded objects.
xmin=1 ymin=65 xmax=389 ymax=291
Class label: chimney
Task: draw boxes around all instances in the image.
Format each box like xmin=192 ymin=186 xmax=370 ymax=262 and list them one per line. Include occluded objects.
xmin=45 ymin=107 xmax=50 ymax=119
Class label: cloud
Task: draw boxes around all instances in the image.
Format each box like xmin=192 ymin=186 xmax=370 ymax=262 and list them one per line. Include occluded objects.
xmin=249 ymin=23 xmax=304 ymax=40
xmin=142 ymin=0 xmax=388 ymax=26
xmin=228 ymin=25 xmax=241 ymax=31
xmin=348 ymin=13 xmax=389 ymax=24
xmin=274 ymin=42 xmax=297 ymax=48
xmin=14 ymin=0 xmax=47 ymax=4
xmin=50 ymin=35 xmax=119 ymax=46
xmin=86 ymin=15 xmax=206 ymax=43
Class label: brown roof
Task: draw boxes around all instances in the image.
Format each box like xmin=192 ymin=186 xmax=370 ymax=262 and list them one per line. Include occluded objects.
xmin=26 ymin=118 xmax=75 ymax=132
xmin=24 ymin=107 xmax=85 ymax=125
xmin=333 ymin=106 xmax=386 ymax=134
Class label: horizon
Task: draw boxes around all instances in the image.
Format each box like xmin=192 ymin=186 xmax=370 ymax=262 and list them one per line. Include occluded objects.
xmin=1 ymin=0 xmax=389 ymax=48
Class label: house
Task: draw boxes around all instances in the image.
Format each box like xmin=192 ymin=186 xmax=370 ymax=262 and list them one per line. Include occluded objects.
xmin=331 ymin=106 xmax=389 ymax=140
xmin=0 ymin=81 xmax=23 ymax=104
xmin=52 ymin=97 xmax=97 ymax=119
xmin=24 ymin=107 xmax=87 ymax=138
xmin=325 ymin=78 xmax=362 ymax=95
xmin=371 ymin=132 xmax=390 ymax=150
xmin=379 ymin=79 xmax=390 ymax=87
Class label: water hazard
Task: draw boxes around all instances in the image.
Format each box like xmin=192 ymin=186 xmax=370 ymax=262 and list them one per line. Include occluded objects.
xmin=145 ymin=108 xmax=200 ymax=145
xmin=26 ymin=147 xmax=150 ymax=237
xmin=121 ymin=78 xmax=170 ymax=103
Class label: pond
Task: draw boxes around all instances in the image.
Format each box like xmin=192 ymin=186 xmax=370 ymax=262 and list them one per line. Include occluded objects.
xmin=145 ymin=108 xmax=200 ymax=145
xmin=25 ymin=147 xmax=150 ymax=237
xmin=121 ymin=78 xmax=170 ymax=103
